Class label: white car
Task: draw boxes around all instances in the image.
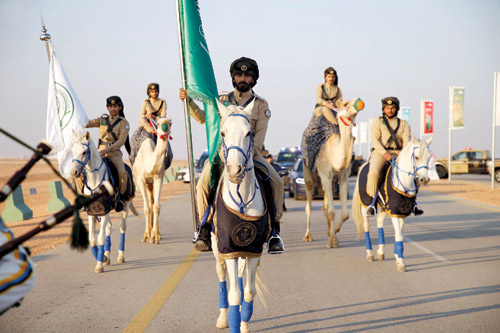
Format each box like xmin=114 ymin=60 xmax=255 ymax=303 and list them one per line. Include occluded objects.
xmin=176 ymin=150 xmax=209 ymax=184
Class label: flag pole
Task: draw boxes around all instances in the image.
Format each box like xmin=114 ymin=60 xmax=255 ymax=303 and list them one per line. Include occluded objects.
xmin=175 ymin=0 xmax=199 ymax=242
xmin=39 ymin=15 xmax=51 ymax=61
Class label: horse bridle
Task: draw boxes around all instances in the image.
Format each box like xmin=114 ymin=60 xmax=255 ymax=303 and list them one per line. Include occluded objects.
xmin=392 ymin=143 xmax=429 ymax=194
xmin=72 ymin=141 xmax=107 ymax=194
xmin=221 ymin=113 xmax=259 ymax=214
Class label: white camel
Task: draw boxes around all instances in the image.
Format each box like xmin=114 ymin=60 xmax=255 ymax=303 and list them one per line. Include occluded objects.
xmin=132 ymin=118 xmax=171 ymax=244
xmin=210 ymin=101 xmax=268 ymax=332
xmin=69 ymin=131 xmax=137 ymax=273
xmin=303 ymin=98 xmax=364 ymax=248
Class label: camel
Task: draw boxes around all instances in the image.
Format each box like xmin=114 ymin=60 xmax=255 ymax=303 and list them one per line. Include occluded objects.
xmin=302 ymin=98 xmax=364 ymax=248
xmin=132 ymin=118 xmax=172 ymax=244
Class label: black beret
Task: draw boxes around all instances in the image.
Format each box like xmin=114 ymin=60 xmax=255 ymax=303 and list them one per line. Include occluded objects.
xmin=382 ymin=97 xmax=400 ymax=111
xmin=230 ymin=57 xmax=259 ymax=86
xmin=106 ymin=95 xmax=123 ymax=107
xmin=323 ymin=67 xmax=339 ymax=85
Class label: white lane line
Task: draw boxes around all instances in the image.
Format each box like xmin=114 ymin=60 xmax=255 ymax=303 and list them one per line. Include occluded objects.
xmin=404 ymin=235 xmax=450 ymax=262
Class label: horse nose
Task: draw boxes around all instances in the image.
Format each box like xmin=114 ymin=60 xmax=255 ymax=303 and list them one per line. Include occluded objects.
xmin=418 ymin=175 xmax=430 ymax=186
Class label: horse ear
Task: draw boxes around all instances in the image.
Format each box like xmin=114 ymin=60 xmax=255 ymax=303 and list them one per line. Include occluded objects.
xmin=426 ymin=135 xmax=433 ymax=145
xmin=217 ymin=99 xmax=231 ymax=119
xmin=242 ymin=98 xmax=255 ymax=118
xmin=339 ymin=100 xmax=350 ymax=110
xmin=85 ymin=131 xmax=90 ymax=141
xmin=412 ymin=135 xmax=418 ymax=144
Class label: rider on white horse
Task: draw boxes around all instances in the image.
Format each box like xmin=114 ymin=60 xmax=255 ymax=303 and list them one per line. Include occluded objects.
xmin=366 ymin=97 xmax=423 ymax=216
xmin=179 ymin=57 xmax=285 ymax=254
xmin=85 ymin=96 xmax=131 ymax=212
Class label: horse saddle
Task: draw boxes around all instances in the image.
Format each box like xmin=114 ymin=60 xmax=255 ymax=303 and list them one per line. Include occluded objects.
xmin=104 ymin=158 xmax=135 ymax=203
xmin=358 ymin=162 xmax=416 ymax=217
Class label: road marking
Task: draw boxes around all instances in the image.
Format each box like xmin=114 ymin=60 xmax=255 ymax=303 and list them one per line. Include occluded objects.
xmin=404 ymin=235 xmax=450 ymax=262
xmin=123 ymin=248 xmax=201 ymax=332
xmin=423 ymin=192 xmax=500 ymax=212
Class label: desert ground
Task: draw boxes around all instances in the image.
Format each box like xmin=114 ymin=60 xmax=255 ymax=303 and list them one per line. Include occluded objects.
xmin=1 ymin=158 xmax=498 ymax=256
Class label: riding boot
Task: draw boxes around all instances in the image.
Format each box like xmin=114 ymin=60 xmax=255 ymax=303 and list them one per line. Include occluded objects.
xmin=194 ymin=222 xmax=212 ymax=252
xmin=413 ymin=205 xmax=424 ymax=216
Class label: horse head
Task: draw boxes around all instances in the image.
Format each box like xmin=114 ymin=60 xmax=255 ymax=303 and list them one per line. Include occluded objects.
xmin=218 ymin=99 xmax=255 ymax=183
xmin=69 ymin=130 xmax=92 ymax=178
xmin=337 ymin=98 xmax=365 ymax=127
xmin=412 ymin=136 xmax=433 ymax=186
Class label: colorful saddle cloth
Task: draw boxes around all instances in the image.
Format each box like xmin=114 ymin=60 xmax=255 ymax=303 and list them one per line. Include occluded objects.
xmin=129 ymin=127 xmax=173 ymax=170
xmin=300 ymin=114 xmax=339 ymax=173
xmin=358 ymin=162 xmax=416 ymax=218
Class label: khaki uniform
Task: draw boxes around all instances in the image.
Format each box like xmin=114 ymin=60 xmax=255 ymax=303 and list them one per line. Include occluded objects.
xmin=140 ymin=98 xmax=167 ymax=134
xmin=313 ymin=83 xmax=343 ymax=124
xmin=187 ymin=88 xmax=284 ymax=222
xmin=367 ymin=116 xmax=411 ymax=197
xmin=87 ymin=115 xmax=130 ymax=195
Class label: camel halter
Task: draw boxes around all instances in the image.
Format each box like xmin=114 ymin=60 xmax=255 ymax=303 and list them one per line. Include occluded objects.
xmin=221 ymin=113 xmax=259 ymax=214
xmin=148 ymin=118 xmax=170 ymax=141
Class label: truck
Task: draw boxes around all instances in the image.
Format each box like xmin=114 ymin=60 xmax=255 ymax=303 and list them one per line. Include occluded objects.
xmin=435 ymin=149 xmax=500 ymax=182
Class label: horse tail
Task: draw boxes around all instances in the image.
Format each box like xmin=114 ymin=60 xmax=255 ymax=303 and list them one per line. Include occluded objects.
xmin=255 ymin=268 xmax=269 ymax=310
xmin=352 ymin=180 xmax=364 ymax=239
xmin=129 ymin=201 xmax=141 ymax=218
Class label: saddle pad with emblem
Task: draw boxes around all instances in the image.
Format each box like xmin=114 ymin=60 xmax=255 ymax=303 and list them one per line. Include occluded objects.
xmin=300 ymin=114 xmax=339 ymax=173
xmin=215 ymin=181 xmax=271 ymax=260
xmin=358 ymin=162 xmax=416 ymax=217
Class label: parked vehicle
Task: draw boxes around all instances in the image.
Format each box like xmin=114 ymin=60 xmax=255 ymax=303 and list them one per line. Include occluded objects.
xmin=176 ymin=150 xmax=209 ymax=183
xmin=288 ymin=158 xmax=340 ymax=200
xmin=435 ymin=149 xmax=500 ymax=180
xmin=276 ymin=147 xmax=302 ymax=190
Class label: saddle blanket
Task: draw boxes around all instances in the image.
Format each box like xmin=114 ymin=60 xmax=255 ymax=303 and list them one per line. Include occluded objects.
xmin=215 ymin=180 xmax=271 ymax=260
xmin=358 ymin=162 xmax=416 ymax=218
xmin=300 ymin=114 xmax=339 ymax=173
xmin=129 ymin=127 xmax=173 ymax=170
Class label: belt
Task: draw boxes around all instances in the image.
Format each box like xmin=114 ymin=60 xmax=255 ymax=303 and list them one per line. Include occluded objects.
xmin=385 ymin=147 xmax=401 ymax=151
xmin=99 ymin=141 xmax=113 ymax=147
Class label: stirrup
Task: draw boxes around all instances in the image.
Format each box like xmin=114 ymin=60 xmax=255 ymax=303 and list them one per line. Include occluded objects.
xmin=268 ymin=234 xmax=284 ymax=254
xmin=413 ymin=205 xmax=424 ymax=216
xmin=365 ymin=205 xmax=376 ymax=217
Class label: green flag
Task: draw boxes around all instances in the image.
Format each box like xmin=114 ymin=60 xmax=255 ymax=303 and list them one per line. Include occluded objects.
xmin=178 ymin=0 xmax=220 ymax=175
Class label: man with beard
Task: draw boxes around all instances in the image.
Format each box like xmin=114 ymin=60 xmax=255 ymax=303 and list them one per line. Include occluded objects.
xmin=366 ymin=97 xmax=423 ymax=216
xmin=179 ymin=57 xmax=284 ymax=253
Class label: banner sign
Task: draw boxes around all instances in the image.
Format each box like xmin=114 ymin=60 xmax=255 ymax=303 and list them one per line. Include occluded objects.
xmin=400 ymin=107 xmax=410 ymax=123
xmin=451 ymin=87 xmax=465 ymax=129
xmin=423 ymin=101 xmax=434 ymax=134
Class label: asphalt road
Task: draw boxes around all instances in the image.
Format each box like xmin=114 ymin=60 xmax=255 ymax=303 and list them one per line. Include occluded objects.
xmin=1 ymin=178 xmax=499 ymax=332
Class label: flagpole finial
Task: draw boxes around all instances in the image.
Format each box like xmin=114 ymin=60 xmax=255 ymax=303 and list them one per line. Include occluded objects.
xmin=39 ymin=14 xmax=51 ymax=41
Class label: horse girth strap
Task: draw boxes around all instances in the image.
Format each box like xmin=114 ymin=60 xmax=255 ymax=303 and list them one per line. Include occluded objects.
xmin=227 ymin=92 xmax=256 ymax=108
xmin=382 ymin=115 xmax=401 ymax=150
xmin=100 ymin=118 xmax=122 ymax=144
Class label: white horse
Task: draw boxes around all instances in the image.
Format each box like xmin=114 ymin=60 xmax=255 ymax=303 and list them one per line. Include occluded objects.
xmin=210 ymin=100 xmax=269 ymax=332
xmin=352 ymin=136 xmax=433 ymax=272
xmin=69 ymin=131 xmax=137 ymax=273
xmin=303 ymin=98 xmax=364 ymax=248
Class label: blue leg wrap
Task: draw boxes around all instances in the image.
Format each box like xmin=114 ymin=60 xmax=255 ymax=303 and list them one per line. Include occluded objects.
xmin=105 ymin=236 xmax=111 ymax=252
xmin=241 ymin=300 xmax=254 ymax=322
xmin=378 ymin=228 xmax=385 ymax=245
xmin=238 ymin=277 xmax=244 ymax=305
xmin=91 ymin=245 xmax=98 ymax=260
xmin=365 ymin=231 xmax=372 ymax=250
xmin=97 ymin=245 xmax=105 ymax=263
xmin=394 ymin=241 xmax=404 ymax=258
xmin=228 ymin=305 xmax=241 ymax=332
xmin=219 ymin=281 xmax=229 ymax=309
xmin=119 ymin=233 xmax=125 ymax=251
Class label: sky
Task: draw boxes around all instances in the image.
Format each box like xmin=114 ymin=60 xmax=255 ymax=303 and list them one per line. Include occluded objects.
xmin=1 ymin=0 xmax=500 ymax=162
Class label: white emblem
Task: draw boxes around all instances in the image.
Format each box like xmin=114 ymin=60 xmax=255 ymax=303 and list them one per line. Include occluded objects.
xmin=265 ymin=110 xmax=271 ymax=118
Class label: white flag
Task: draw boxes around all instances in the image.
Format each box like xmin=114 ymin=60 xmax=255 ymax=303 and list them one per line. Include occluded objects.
xmin=46 ymin=41 xmax=89 ymax=177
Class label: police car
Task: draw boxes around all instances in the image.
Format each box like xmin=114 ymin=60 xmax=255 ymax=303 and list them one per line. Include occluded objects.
xmin=276 ymin=147 xmax=302 ymax=190
xmin=176 ymin=150 xmax=209 ymax=183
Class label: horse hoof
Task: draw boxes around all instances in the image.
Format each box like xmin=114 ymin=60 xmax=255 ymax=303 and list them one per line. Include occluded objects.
xmin=377 ymin=253 xmax=385 ymax=261
xmin=94 ymin=266 xmax=103 ymax=273
xmin=103 ymin=255 xmax=110 ymax=266
xmin=396 ymin=264 xmax=407 ymax=272
xmin=141 ymin=237 xmax=148 ymax=242
xmin=117 ymin=256 xmax=125 ymax=264
xmin=366 ymin=255 xmax=374 ymax=262
xmin=216 ymin=317 xmax=228 ymax=329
